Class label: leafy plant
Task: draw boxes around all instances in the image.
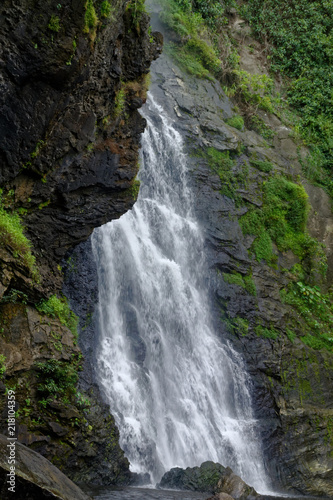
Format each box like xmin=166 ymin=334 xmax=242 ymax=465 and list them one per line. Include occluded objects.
xmin=0 ymin=190 xmax=38 ymax=280
xmin=36 ymin=295 xmax=78 ymax=340
xmin=48 ymin=15 xmax=60 ymax=32
xmin=250 ymin=159 xmax=273 ymax=173
xmin=0 ymin=355 xmax=6 ymax=378
xmin=36 ymin=359 xmax=78 ymax=398
xmin=226 ymin=115 xmax=244 ymax=130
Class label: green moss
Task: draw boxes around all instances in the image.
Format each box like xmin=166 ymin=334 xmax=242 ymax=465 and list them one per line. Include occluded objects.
xmin=223 ymin=271 xmax=256 ymax=296
xmin=240 ymin=176 xmax=325 ymax=271
xmin=250 ymin=159 xmax=273 ymax=173
xmin=0 ymin=355 xmax=6 ymax=378
xmin=226 ymin=115 xmax=244 ymax=130
xmin=0 ymin=191 xmax=38 ymax=281
xmin=130 ymin=179 xmax=140 ymax=200
xmin=100 ymin=0 xmax=113 ymax=18
xmin=255 ymin=325 xmax=280 ymax=340
xmin=36 ymin=295 xmax=78 ymax=341
xmin=281 ymin=281 xmax=333 ymax=352
xmin=113 ymin=88 xmax=126 ymax=119
xmin=84 ymin=0 xmax=98 ymax=40
xmin=48 ymin=15 xmax=60 ymax=32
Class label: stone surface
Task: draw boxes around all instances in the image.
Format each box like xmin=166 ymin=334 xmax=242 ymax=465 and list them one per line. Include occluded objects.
xmin=0 ymin=433 xmax=91 ymax=499
xmin=158 ymin=462 xmax=258 ymax=500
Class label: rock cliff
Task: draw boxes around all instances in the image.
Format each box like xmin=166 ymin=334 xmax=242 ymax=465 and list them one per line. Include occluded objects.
xmin=0 ymin=0 xmax=161 ymax=494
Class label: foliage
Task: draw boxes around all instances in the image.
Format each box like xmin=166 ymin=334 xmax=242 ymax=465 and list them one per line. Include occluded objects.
xmin=225 ymin=70 xmax=276 ymax=113
xmin=130 ymin=179 xmax=141 ymax=200
xmin=0 ymin=190 xmax=38 ymax=280
xmin=1 ymin=289 xmax=28 ymax=305
xmin=250 ymin=159 xmax=273 ymax=173
xmin=226 ymin=115 xmax=244 ymax=130
xmin=223 ymin=271 xmax=256 ymax=296
xmin=203 ymin=147 xmax=247 ymax=205
xmin=48 ymin=15 xmax=61 ymax=32
xmin=126 ymin=0 xmax=146 ymax=27
xmin=36 ymin=295 xmax=78 ymax=340
xmin=281 ymin=281 xmax=333 ymax=351
xmin=242 ymin=0 xmax=333 ymax=190
xmin=35 ymin=359 xmax=78 ymax=399
xmin=255 ymin=325 xmax=280 ymax=340
xmin=160 ymin=0 xmax=222 ymax=80
xmin=239 ymin=176 xmax=326 ymax=276
xmin=0 ymin=355 xmax=6 ymax=378
xmin=84 ymin=0 xmax=98 ymax=40
xmin=100 ymin=0 xmax=112 ymax=18
xmin=113 ymin=88 xmax=126 ymax=118
xmin=225 ymin=316 xmax=249 ymax=336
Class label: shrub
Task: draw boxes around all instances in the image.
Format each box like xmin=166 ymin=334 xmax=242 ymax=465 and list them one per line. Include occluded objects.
xmin=48 ymin=15 xmax=60 ymax=32
xmin=226 ymin=115 xmax=244 ymax=130
xmin=250 ymin=159 xmax=273 ymax=173
xmin=36 ymin=360 xmax=78 ymax=398
xmin=0 ymin=191 xmax=38 ymax=280
xmin=36 ymin=295 xmax=78 ymax=340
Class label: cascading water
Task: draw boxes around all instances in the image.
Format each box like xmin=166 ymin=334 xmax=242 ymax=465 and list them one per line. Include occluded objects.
xmin=92 ymin=94 xmax=270 ymax=492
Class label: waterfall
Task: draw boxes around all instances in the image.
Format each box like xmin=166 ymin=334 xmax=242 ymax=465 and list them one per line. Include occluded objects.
xmin=92 ymin=94 xmax=270 ymax=492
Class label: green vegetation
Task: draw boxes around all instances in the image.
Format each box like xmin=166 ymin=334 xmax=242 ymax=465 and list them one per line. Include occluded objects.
xmin=0 ymin=190 xmax=38 ymax=280
xmin=1 ymin=289 xmax=28 ymax=304
xmin=48 ymin=15 xmax=61 ymax=32
xmin=225 ymin=70 xmax=276 ymax=114
xmin=130 ymin=179 xmax=141 ymax=200
xmin=250 ymin=159 xmax=273 ymax=173
xmin=113 ymin=88 xmax=126 ymax=119
xmin=240 ymin=176 xmax=326 ymax=275
xmin=242 ymin=0 xmax=333 ymax=196
xmin=226 ymin=115 xmax=244 ymax=130
xmin=281 ymin=281 xmax=333 ymax=351
xmin=0 ymin=355 xmax=6 ymax=378
xmin=203 ymin=147 xmax=247 ymax=205
xmin=160 ymin=0 xmax=222 ymax=80
xmin=225 ymin=316 xmax=249 ymax=336
xmin=84 ymin=0 xmax=98 ymax=40
xmin=35 ymin=359 xmax=78 ymax=400
xmin=36 ymin=295 xmax=78 ymax=341
xmin=223 ymin=271 xmax=256 ymax=296
xmin=255 ymin=325 xmax=280 ymax=340
xmin=100 ymin=0 xmax=113 ymax=18
xmin=126 ymin=0 xmax=146 ymax=28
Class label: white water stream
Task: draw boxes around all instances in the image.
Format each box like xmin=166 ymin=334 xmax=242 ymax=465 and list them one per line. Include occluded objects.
xmin=92 ymin=95 xmax=270 ymax=492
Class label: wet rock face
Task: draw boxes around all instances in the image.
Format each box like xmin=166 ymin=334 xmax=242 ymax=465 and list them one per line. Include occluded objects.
xmin=0 ymin=0 xmax=162 ymax=493
xmin=138 ymin=53 xmax=333 ymax=497
xmin=0 ymin=0 xmax=162 ymax=298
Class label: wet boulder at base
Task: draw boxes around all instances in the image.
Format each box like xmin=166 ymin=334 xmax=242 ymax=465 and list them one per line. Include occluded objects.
xmin=158 ymin=461 xmax=259 ymax=500
xmin=0 ymin=433 xmax=91 ymax=499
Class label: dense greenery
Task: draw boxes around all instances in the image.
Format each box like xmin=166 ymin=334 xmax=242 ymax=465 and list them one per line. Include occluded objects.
xmin=36 ymin=359 xmax=79 ymax=400
xmin=0 ymin=190 xmax=38 ymax=281
xmin=36 ymin=295 xmax=78 ymax=340
xmin=240 ymin=176 xmax=326 ymax=277
xmin=281 ymin=281 xmax=333 ymax=351
xmin=223 ymin=271 xmax=256 ymax=296
xmin=242 ymin=0 xmax=333 ymax=194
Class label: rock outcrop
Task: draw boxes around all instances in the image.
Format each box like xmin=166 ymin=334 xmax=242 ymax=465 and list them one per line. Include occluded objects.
xmin=0 ymin=0 xmax=161 ymax=493
xmin=158 ymin=462 xmax=258 ymax=500
xmin=0 ymin=433 xmax=91 ymax=500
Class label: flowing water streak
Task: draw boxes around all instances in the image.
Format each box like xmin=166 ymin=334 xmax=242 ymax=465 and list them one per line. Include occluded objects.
xmin=92 ymin=95 xmax=269 ymax=492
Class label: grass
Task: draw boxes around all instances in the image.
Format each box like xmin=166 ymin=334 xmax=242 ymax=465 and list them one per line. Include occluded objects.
xmin=0 ymin=191 xmax=38 ymax=281
xmin=281 ymin=281 xmax=333 ymax=352
xmin=202 ymin=147 xmax=248 ymax=205
xmin=239 ymin=176 xmax=326 ymax=276
xmin=223 ymin=271 xmax=257 ymax=296
xmin=226 ymin=115 xmax=244 ymax=130
xmin=250 ymin=159 xmax=273 ymax=173
xmin=255 ymin=325 xmax=280 ymax=340
xmin=36 ymin=295 xmax=78 ymax=341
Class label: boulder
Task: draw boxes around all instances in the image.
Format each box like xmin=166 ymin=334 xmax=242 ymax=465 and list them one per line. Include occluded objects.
xmin=0 ymin=434 xmax=91 ymax=500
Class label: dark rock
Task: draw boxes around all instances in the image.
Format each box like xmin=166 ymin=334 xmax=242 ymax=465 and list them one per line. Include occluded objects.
xmin=158 ymin=462 xmax=258 ymax=500
xmin=0 ymin=433 xmax=91 ymax=499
